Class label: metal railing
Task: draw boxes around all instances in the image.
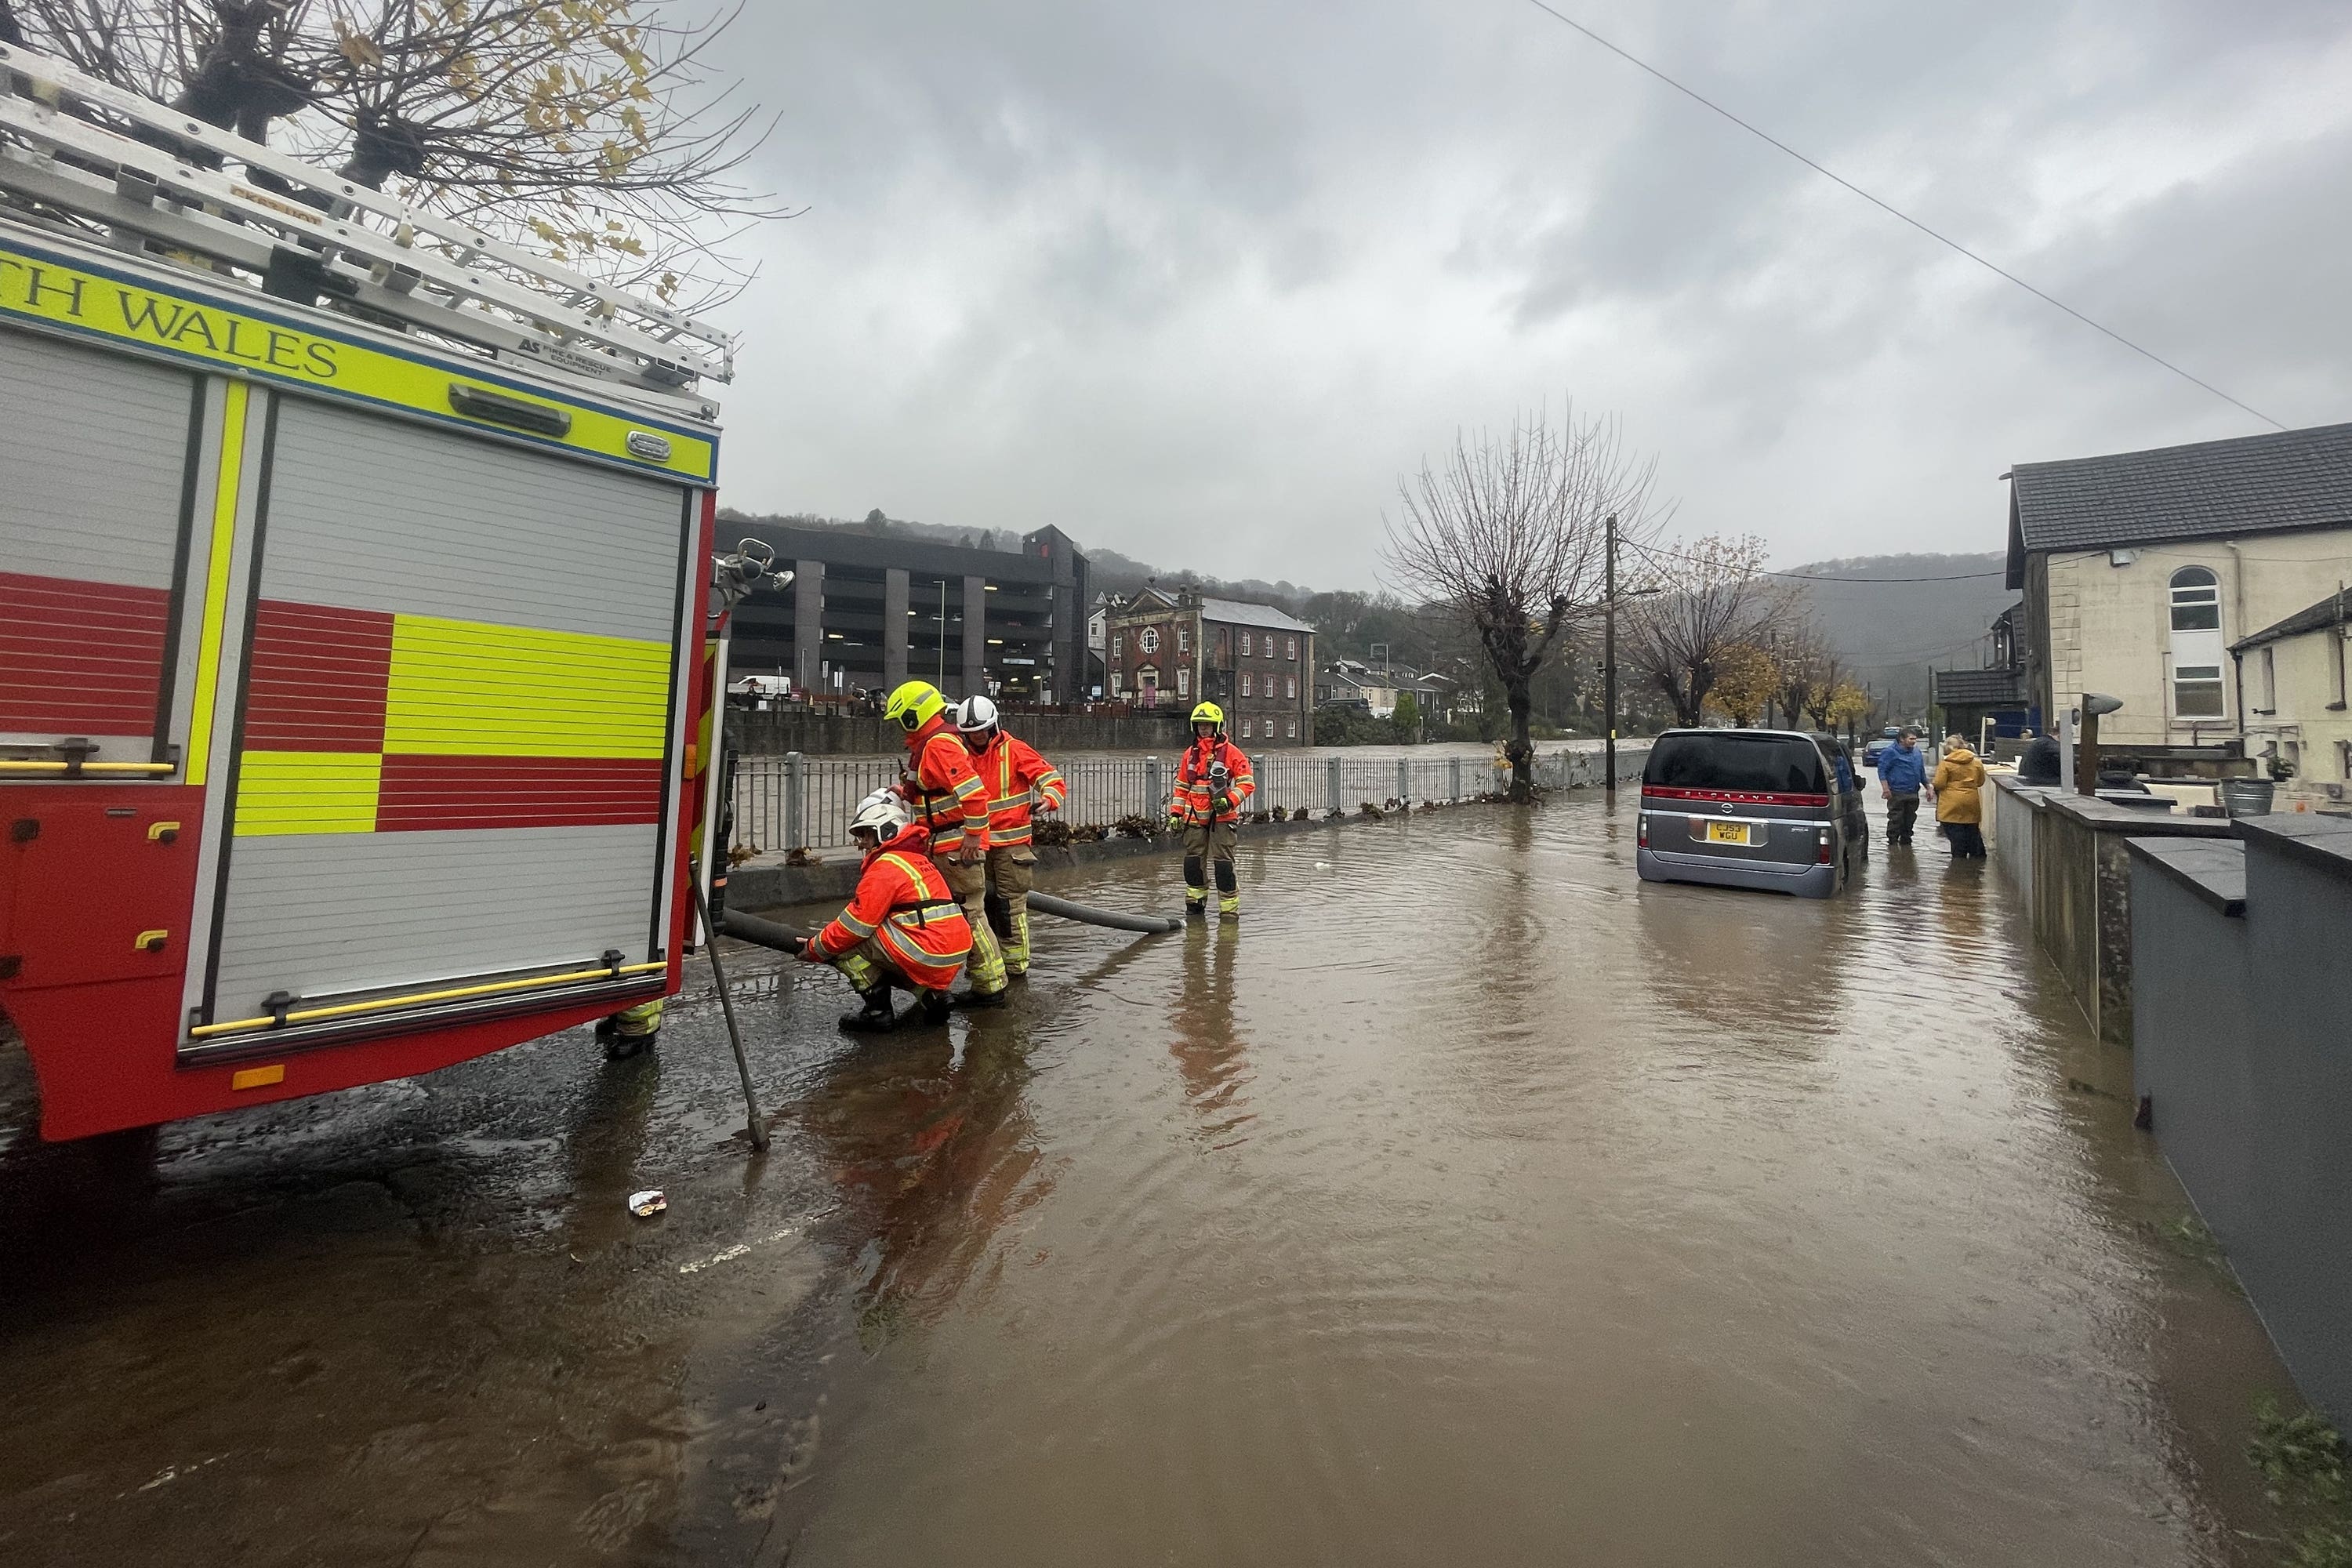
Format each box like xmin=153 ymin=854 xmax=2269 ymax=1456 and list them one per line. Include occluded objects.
xmin=729 ymin=742 xmax=1651 ymax=853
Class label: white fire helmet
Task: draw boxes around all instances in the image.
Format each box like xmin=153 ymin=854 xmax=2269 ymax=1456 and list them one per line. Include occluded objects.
xmin=956 ymin=694 xmax=1000 ymax=735
xmin=848 ymin=792 xmax=910 ymax=841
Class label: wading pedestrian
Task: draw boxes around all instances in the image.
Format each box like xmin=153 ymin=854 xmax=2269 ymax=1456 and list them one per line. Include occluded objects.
xmin=1931 ymin=736 xmax=1989 ymax=859
xmin=1878 ymin=727 xmax=1929 ymax=846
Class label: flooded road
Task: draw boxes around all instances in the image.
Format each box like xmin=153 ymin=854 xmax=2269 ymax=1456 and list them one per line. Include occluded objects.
xmin=0 ymin=795 xmax=2296 ymax=1565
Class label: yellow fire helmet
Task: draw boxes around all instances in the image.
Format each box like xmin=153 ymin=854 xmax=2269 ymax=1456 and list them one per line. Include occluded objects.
xmin=885 ymin=680 xmax=948 ymax=731
xmin=1189 ymin=701 xmax=1225 ymax=728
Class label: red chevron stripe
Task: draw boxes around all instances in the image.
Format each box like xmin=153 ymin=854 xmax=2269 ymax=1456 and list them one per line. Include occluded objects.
xmin=242 ymin=599 xmax=394 ymax=753
xmin=0 ymin=572 xmax=170 ymax=735
xmin=375 ymin=754 xmax=665 ymax=831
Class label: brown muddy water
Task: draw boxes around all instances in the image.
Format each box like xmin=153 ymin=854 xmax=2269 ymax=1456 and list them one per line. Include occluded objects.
xmin=0 ymin=796 xmax=2301 ymax=1566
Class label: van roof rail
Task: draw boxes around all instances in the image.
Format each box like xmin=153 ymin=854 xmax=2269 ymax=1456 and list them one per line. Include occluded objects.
xmin=0 ymin=39 xmax=733 ymax=401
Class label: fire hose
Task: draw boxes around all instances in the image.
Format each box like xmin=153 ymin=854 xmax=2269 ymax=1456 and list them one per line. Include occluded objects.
xmin=716 ymin=891 xmax=1178 ymax=955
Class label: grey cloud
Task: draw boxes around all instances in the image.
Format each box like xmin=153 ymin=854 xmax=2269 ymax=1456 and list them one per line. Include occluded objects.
xmin=710 ymin=1 xmax=2352 ymax=587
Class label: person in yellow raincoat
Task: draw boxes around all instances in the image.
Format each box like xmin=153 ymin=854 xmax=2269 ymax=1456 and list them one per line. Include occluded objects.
xmin=1929 ymin=738 xmax=1988 ymax=859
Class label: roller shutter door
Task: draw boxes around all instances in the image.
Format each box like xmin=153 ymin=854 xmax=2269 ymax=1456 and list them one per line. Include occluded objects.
xmin=201 ymin=395 xmax=692 ymax=1025
xmin=0 ymin=328 xmax=198 ymax=760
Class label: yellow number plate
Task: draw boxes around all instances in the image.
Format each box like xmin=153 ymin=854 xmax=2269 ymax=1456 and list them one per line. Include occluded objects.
xmin=1705 ymin=820 xmax=1751 ymax=845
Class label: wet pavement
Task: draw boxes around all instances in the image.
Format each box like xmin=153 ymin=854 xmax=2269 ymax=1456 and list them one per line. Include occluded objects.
xmin=0 ymin=793 xmax=2299 ymax=1566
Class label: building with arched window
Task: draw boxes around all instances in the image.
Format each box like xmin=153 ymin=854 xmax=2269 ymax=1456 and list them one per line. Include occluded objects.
xmin=1103 ymin=586 xmax=1317 ymax=745
xmin=2005 ymin=423 xmax=2352 ymax=767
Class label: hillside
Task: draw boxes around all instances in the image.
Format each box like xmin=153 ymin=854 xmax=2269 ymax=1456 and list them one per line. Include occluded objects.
xmin=1787 ymin=553 xmax=2017 ymax=719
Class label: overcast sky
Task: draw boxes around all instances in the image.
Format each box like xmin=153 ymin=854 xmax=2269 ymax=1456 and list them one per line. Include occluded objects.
xmin=713 ymin=2 xmax=2352 ymax=590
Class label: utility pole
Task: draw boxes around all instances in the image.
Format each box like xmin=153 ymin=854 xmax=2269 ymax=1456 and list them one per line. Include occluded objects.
xmin=1604 ymin=514 xmax=1619 ymax=793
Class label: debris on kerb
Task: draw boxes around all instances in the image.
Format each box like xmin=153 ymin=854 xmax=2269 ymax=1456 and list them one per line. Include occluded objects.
xmin=627 ymin=1190 xmax=668 ymax=1219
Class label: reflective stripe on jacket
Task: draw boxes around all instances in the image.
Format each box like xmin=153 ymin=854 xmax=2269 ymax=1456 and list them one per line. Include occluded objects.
xmin=897 ymin=717 xmax=990 ymax=854
xmin=972 ymin=731 xmax=1065 ymax=847
xmin=811 ymin=825 xmax=972 ymax=989
xmin=1173 ymin=735 xmax=1254 ymax=826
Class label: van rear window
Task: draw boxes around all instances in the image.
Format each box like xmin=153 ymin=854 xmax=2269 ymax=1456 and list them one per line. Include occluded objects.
xmin=1644 ymin=733 xmax=1828 ymax=795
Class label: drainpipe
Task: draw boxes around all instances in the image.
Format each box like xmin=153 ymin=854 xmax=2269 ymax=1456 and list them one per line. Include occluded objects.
xmin=2223 ymin=542 xmax=2250 ymax=754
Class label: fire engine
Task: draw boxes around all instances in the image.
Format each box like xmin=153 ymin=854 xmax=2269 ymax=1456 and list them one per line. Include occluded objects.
xmin=0 ymin=42 xmax=754 ymax=1139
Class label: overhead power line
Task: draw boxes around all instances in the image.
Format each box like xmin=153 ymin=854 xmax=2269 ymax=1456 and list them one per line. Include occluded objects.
xmin=1518 ymin=0 xmax=2287 ymax=433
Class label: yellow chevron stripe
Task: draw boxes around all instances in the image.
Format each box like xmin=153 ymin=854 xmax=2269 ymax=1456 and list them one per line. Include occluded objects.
xmin=384 ymin=615 xmax=670 ymax=758
xmin=234 ymin=751 xmax=383 ymax=837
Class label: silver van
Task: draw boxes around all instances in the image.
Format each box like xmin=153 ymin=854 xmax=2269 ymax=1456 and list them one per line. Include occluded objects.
xmin=1635 ymin=728 xmax=1853 ymax=898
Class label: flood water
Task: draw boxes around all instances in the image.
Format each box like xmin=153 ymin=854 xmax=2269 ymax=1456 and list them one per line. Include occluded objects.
xmin=0 ymin=793 xmax=2297 ymax=1566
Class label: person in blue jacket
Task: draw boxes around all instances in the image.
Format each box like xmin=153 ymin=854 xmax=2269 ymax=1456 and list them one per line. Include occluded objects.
xmin=1877 ymin=727 xmax=1929 ymax=845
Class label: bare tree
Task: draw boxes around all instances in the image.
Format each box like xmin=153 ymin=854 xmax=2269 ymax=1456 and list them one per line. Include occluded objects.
xmin=1620 ymin=535 xmax=1788 ymax=727
xmin=7 ymin=0 xmax=786 ymax=307
xmin=1382 ymin=406 xmax=1668 ymax=799
xmin=1767 ymin=619 xmax=1846 ymax=730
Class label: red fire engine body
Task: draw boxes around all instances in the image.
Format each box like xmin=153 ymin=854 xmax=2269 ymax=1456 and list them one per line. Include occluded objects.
xmin=0 ymin=44 xmax=740 ymax=1138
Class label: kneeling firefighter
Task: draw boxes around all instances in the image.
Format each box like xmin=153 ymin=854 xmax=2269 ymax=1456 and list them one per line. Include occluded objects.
xmin=796 ymin=793 xmax=973 ymax=1032
xmin=883 ymin=679 xmax=1009 ymax=1006
xmin=956 ymin=695 xmax=1066 ymax=977
xmin=1171 ymin=702 xmax=1254 ymax=919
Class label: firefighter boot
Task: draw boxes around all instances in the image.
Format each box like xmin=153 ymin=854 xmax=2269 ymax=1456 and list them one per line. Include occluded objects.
xmin=839 ymin=985 xmax=901 ymax=1033
xmin=1215 ymin=860 xmax=1240 ymax=921
xmin=956 ymin=902 xmax=1010 ymax=1005
xmin=913 ymin=989 xmax=954 ymax=1027
xmin=1184 ymin=851 xmax=1207 ymax=917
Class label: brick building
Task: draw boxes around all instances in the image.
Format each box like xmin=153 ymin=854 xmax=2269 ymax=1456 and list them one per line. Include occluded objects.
xmin=1105 ymin=588 xmax=1317 ymax=746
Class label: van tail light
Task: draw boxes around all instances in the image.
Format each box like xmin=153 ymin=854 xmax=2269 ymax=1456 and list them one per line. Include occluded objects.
xmin=1638 ymin=814 xmax=1649 ymax=847
xmin=1817 ymin=830 xmax=1832 ymax=864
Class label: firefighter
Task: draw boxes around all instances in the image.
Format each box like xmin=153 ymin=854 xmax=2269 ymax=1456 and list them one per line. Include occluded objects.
xmin=797 ymin=792 xmax=973 ymax=1032
xmin=882 ymin=679 xmax=1009 ymax=1007
xmin=956 ymin=695 xmax=1067 ymax=978
xmin=1170 ymin=701 xmax=1254 ymax=920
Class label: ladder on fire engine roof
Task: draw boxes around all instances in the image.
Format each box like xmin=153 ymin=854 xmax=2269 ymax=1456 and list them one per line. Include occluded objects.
xmin=0 ymin=38 xmax=733 ymax=403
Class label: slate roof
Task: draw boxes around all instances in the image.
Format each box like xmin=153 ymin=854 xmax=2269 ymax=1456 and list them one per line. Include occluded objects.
xmin=2005 ymin=421 xmax=2352 ymax=588
xmin=2231 ymin=588 xmax=2352 ymax=653
xmin=1196 ymin=596 xmax=1316 ymax=633
xmin=1931 ymin=666 xmax=2026 ymax=706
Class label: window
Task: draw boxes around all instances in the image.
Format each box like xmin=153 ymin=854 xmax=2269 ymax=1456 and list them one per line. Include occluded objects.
xmin=1287 ymin=637 xmax=1298 ymax=661
xmin=1241 ymin=717 xmax=1254 ymax=739
xmin=1287 ymin=717 xmax=1298 ymax=739
xmin=2172 ymin=663 xmax=2226 ymax=717
xmin=1139 ymin=626 xmax=1160 ymax=654
xmin=1285 ymin=675 xmax=1297 ymax=699
xmin=1241 ymin=673 xmax=1254 ymax=697
xmin=1176 ymin=668 xmax=1190 ymax=696
xmin=1241 ymin=631 xmax=1254 ymax=656
xmin=1178 ymin=626 xmax=1190 ymax=654
xmin=2169 ymin=567 xmax=2221 ymax=631
xmin=1112 ymin=632 xmax=1123 ymax=657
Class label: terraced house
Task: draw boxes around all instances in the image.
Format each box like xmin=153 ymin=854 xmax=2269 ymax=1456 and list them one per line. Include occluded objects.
xmin=2005 ymin=421 xmax=2352 ymax=775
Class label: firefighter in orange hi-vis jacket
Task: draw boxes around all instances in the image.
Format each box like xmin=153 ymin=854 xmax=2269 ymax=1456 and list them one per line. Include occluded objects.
xmin=884 ymin=680 xmax=1009 ymax=1006
xmin=955 ymin=695 xmax=1067 ymax=978
xmin=797 ymin=793 xmax=973 ymax=1032
xmin=1171 ymin=701 xmax=1254 ymax=920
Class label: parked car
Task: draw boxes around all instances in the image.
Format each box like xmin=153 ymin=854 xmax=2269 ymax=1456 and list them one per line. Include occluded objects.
xmin=1635 ymin=728 xmax=1854 ymax=898
xmin=1861 ymin=726 xmax=1903 ymax=771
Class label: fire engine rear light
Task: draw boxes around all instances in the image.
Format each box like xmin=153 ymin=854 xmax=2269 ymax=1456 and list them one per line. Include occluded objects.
xmin=625 ymin=430 xmax=673 ymax=462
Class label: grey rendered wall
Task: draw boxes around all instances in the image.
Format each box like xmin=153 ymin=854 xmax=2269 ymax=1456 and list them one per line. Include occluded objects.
xmin=2130 ymin=870 xmax=2256 ymax=1258
xmin=2232 ymin=837 xmax=2352 ymax=1420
